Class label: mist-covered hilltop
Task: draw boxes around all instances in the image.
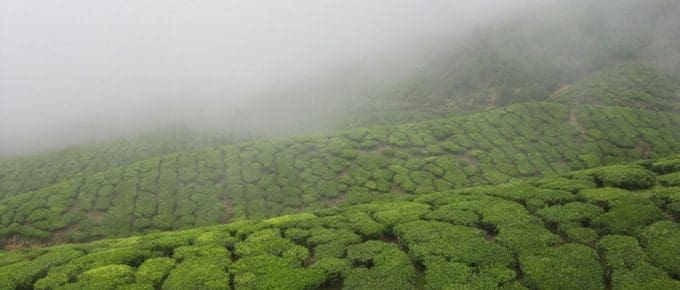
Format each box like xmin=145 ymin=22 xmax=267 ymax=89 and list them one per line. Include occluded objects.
xmin=1 ymin=1 xmax=680 ymax=289
xmin=2 ymin=0 xmax=679 ymax=157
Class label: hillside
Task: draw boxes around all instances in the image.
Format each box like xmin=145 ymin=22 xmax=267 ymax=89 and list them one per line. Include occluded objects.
xmin=1 ymin=1 xmax=680 ymax=289
xmin=552 ymin=64 xmax=680 ymax=111
xmin=0 ymin=128 xmax=237 ymax=198
xmin=400 ymin=1 xmax=680 ymax=109
xmin=1 ymin=154 xmax=678 ymax=289
xmin=3 ymin=62 xmax=677 ymax=201
xmin=1 ymin=102 xmax=678 ymax=246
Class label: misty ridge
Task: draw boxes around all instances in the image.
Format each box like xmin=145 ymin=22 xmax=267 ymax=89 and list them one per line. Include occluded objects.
xmin=2 ymin=1 xmax=680 ymax=289
xmin=1 ymin=0 xmax=679 ymax=158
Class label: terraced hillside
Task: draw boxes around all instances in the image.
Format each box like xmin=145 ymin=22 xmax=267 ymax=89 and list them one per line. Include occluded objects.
xmin=1 ymin=103 xmax=678 ymax=246
xmin=0 ymin=100 xmax=457 ymax=200
xmin=552 ymin=64 xmax=680 ymax=112
xmin=2 ymin=61 xmax=675 ymax=203
xmin=1 ymin=154 xmax=678 ymax=289
xmin=0 ymin=128 xmax=237 ymax=199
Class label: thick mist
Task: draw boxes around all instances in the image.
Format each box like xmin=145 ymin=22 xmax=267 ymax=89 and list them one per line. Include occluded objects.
xmin=7 ymin=0 xmax=678 ymax=157
xmin=0 ymin=0 xmax=543 ymax=157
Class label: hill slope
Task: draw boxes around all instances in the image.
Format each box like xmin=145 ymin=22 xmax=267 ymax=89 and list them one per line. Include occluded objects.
xmin=1 ymin=154 xmax=679 ymax=289
xmin=404 ymin=0 xmax=680 ymax=109
xmin=0 ymin=128 xmax=237 ymax=199
xmin=1 ymin=103 xmax=678 ymax=246
xmin=552 ymin=64 xmax=680 ymax=111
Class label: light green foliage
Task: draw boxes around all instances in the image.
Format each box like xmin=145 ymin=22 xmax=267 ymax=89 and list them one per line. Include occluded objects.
xmin=61 ymin=264 xmax=136 ymax=290
xmin=162 ymin=259 xmax=230 ymax=290
xmin=592 ymin=204 xmax=665 ymax=235
xmin=307 ymin=227 xmax=361 ymax=259
xmin=423 ymin=256 xmax=518 ymax=289
xmin=230 ymin=255 xmax=325 ymax=290
xmin=520 ymin=243 xmax=604 ymax=290
xmin=570 ymin=165 xmax=656 ymax=190
xmin=135 ymin=257 xmax=176 ymax=287
xmin=578 ymin=187 xmax=632 ymax=207
xmin=561 ymin=225 xmax=599 ymax=244
xmin=235 ymin=229 xmax=308 ymax=263
xmin=423 ymin=206 xmax=480 ymax=226
xmin=598 ymin=235 xmax=649 ymax=270
xmin=0 ymin=246 xmax=83 ymax=289
xmin=34 ymin=246 xmax=155 ymax=289
xmin=372 ymin=202 xmax=430 ymax=227
xmin=536 ymin=202 xmax=603 ymax=224
xmin=651 ymin=155 xmax=680 ymax=174
xmin=343 ymin=241 xmax=416 ymax=290
xmin=658 ymin=171 xmax=680 ymax=186
xmin=310 ymin=257 xmax=351 ymax=284
xmin=173 ymin=245 xmax=231 ymax=268
xmin=598 ymin=235 xmax=680 ymax=289
xmin=394 ymin=220 xmax=513 ymax=268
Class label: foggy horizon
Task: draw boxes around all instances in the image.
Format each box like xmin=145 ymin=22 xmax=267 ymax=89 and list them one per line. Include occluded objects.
xmin=0 ymin=1 xmax=543 ymax=157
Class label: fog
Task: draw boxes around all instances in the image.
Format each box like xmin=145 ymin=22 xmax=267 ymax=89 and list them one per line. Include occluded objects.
xmin=4 ymin=0 xmax=675 ymax=157
xmin=1 ymin=0 xmax=542 ymax=156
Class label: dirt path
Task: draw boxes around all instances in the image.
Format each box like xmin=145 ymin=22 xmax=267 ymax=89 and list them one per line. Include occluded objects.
xmin=568 ymin=100 xmax=588 ymax=145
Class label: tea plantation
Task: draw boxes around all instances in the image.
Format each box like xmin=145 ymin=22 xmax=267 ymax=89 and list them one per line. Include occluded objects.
xmin=0 ymin=103 xmax=678 ymax=245
xmin=0 ymin=129 xmax=237 ymax=200
xmin=1 ymin=154 xmax=679 ymax=289
xmin=552 ymin=64 xmax=680 ymax=112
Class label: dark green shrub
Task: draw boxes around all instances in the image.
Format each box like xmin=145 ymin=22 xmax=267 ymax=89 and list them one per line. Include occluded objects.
xmin=533 ymin=177 xmax=596 ymax=193
xmin=571 ymin=165 xmax=656 ymax=190
xmin=658 ymin=172 xmax=680 ymax=187
xmin=651 ymin=155 xmax=680 ymax=174
xmin=598 ymin=235 xmax=679 ymax=289
xmin=599 ymin=166 xmax=656 ymax=189
xmin=650 ymin=187 xmax=680 ymax=216
xmin=610 ymin=264 xmax=680 ymax=290
xmin=638 ymin=221 xmax=680 ymax=276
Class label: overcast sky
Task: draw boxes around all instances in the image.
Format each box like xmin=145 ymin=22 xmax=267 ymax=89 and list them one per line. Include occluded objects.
xmin=0 ymin=0 xmax=538 ymax=156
